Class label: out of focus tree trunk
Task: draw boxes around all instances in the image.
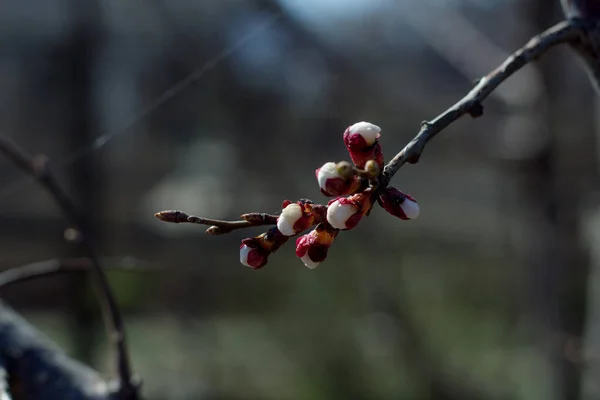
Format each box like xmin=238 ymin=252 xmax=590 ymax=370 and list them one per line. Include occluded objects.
xmin=63 ymin=0 xmax=104 ymax=366
xmin=514 ymin=1 xmax=596 ymax=399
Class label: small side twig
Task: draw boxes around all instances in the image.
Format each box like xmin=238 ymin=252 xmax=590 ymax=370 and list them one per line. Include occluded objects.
xmin=154 ymin=210 xmax=279 ymax=234
xmin=380 ymin=19 xmax=581 ymax=187
xmin=0 ymin=135 xmax=138 ymax=399
xmin=0 ymin=257 xmax=154 ymax=290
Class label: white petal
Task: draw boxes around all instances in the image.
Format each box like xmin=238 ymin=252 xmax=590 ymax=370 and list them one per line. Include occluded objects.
xmin=327 ymin=200 xmax=358 ymax=230
xmin=240 ymin=245 xmax=252 ymax=267
xmin=401 ymin=198 xmax=420 ymax=219
xmin=277 ymin=203 xmax=303 ymax=236
xmin=317 ymin=162 xmax=340 ymax=190
xmin=301 ymin=254 xmax=320 ymax=269
xmin=349 ymin=121 xmax=381 ymax=146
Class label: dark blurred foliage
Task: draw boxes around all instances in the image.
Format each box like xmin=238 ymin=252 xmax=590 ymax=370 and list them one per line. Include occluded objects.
xmin=1 ymin=0 xmax=600 ymax=399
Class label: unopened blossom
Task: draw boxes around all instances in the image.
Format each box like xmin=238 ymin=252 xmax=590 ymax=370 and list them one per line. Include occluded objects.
xmin=295 ymin=222 xmax=338 ymax=269
xmin=343 ymin=122 xmax=384 ymax=169
xmin=239 ymin=227 xmax=289 ymax=269
xmin=316 ymin=161 xmax=362 ymax=197
xmin=377 ymin=187 xmax=419 ymax=220
xmin=326 ymin=190 xmax=373 ymax=230
xmin=277 ymin=200 xmax=327 ymax=236
xmin=240 ymin=238 xmax=268 ymax=269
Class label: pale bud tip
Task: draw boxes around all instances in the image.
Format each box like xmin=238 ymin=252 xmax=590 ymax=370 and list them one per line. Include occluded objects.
xmin=301 ymin=254 xmax=320 ymax=269
xmin=401 ymin=198 xmax=420 ymax=219
xmin=349 ymin=121 xmax=381 ymax=146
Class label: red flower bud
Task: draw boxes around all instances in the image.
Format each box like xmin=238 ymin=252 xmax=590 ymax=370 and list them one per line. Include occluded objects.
xmin=343 ymin=122 xmax=384 ymax=169
xmin=239 ymin=227 xmax=289 ymax=269
xmin=295 ymin=222 xmax=338 ymax=269
xmin=240 ymin=238 xmax=268 ymax=269
xmin=377 ymin=187 xmax=419 ymax=220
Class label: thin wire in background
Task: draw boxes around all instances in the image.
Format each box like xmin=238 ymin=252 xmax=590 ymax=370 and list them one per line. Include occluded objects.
xmin=0 ymin=11 xmax=283 ymax=202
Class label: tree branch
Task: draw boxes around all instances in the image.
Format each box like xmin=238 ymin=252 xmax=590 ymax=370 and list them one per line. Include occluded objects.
xmin=380 ymin=19 xmax=581 ymax=187
xmin=0 ymin=258 xmax=154 ymax=290
xmin=0 ymin=135 xmax=138 ymax=399
xmin=154 ymin=210 xmax=279 ymax=234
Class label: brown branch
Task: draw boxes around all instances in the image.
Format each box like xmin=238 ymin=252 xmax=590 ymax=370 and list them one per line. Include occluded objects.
xmin=0 ymin=257 xmax=155 ymax=290
xmin=154 ymin=209 xmax=279 ymax=234
xmin=0 ymin=135 xmax=138 ymax=399
xmin=380 ymin=19 xmax=582 ymax=188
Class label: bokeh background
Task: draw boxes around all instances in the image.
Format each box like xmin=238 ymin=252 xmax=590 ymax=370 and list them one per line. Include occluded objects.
xmin=0 ymin=0 xmax=599 ymax=399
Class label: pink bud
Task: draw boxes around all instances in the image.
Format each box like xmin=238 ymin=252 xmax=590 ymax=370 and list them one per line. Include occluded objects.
xmin=276 ymin=200 xmax=326 ymax=236
xmin=326 ymin=191 xmax=373 ymax=230
xmin=295 ymin=222 xmax=338 ymax=269
xmin=240 ymin=238 xmax=268 ymax=269
xmin=343 ymin=122 xmax=384 ymax=169
xmin=377 ymin=187 xmax=419 ymax=220
xmin=315 ymin=161 xmax=362 ymax=197
xmin=239 ymin=227 xmax=290 ymax=269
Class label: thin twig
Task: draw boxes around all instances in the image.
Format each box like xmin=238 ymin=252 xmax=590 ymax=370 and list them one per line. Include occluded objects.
xmin=0 ymin=135 xmax=138 ymax=399
xmin=0 ymin=257 xmax=155 ymax=290
xmin=380 ymin=19 xmax=581 ymax=187
xmin=154 ymin=210 xmax=279 ymax=234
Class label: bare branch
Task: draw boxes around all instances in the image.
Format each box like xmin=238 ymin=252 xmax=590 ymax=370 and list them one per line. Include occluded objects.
xmin=154 ymin=210 xmax=279 ymax=234
xmin=380 ymin=20 xmax=581 ymax=187
xmin=0 ymin=257 xmax=154 ymax=290
xmin=0 ymin=135 xmax=138 ymax=399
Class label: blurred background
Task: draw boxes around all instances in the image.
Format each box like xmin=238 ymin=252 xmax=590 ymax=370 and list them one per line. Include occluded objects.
xmin=0 ymin=0 xmax=599 ymax=399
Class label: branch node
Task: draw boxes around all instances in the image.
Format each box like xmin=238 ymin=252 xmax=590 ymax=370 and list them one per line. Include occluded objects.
xmin=468 ymin=101 xmax=484 ymax=118
xmin=206 ymin=226 xmax=223 ymax=235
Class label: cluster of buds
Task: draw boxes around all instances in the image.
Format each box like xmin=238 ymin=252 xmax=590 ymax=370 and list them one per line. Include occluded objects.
xmin=239 ymin=121 xmax=419 ymax=270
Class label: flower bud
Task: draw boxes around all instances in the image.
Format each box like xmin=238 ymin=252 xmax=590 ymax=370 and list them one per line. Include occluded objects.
xmin=239 ymin=227 xmax=289 ymax=269
xmin=295 ymin=222 xmax=338 ymax=269
xmin=277 ymin=200 xmax=327 ymax=236
xmin=345 ymin=121 xmax=381 ymax=146
xmin=364 ymin=159 xmax=380 ymax=178
xmin=315 ymin=161 xmax=362 ymax=197
xmin=326 ymin=191 xmax=373 ymax=230
xmin=377 ymin=187 xmax=419 ymax=220
xmin=240 ymin=239 xmax=268 ymax=269
xmin=343 ymin=122 xmax=384 ymax=169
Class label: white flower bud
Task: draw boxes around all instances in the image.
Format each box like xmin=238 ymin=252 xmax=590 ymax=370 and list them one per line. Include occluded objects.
xmin=316 ymin=162 xmax=340 ymax=191
xmin=348 ymin=121 xmax=381 ymax=146
xmin=277 ymin=203 xmax=303 ymax=236
xmin=326 ymin=199 xmax=359 ymax=230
